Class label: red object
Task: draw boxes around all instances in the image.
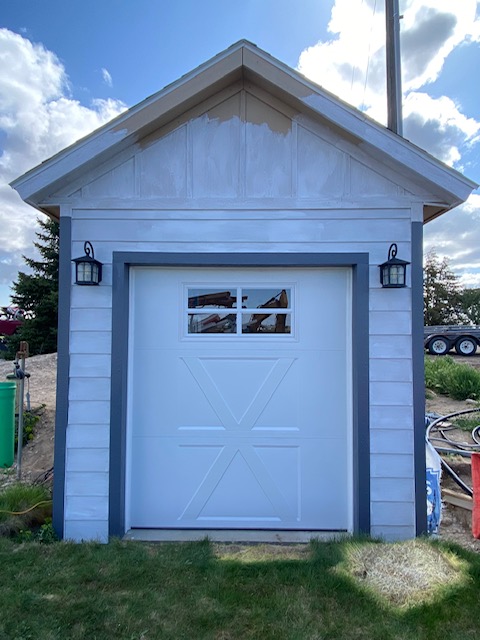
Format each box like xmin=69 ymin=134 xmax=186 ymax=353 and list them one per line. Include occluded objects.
xmin=0 ymin=319 xmax=22 ymax=336
xmin=473 ymin=453 xmax=480 ymax=539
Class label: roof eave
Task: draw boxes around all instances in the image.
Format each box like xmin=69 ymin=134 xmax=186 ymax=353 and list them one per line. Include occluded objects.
xmin=10 ymin=40 xmax=478 ymax=211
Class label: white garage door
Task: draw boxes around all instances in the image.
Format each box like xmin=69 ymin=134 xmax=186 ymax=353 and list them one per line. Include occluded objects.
xmin=126 ymin=267 xmax=352 ymax=531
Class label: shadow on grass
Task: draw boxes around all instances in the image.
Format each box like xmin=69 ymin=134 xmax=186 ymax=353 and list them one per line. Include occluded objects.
xmin=0 ymin=537 xmax=478 ymax=640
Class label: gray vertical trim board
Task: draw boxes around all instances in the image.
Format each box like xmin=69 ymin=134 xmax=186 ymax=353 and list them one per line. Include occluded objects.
xmin=109 ymin=259 xmax=130 ymax=537
xmin=352 ymin=260 xmax=370 ymax=534
xmin=109 ymin=252 xmax=370 ymax=538
xmin=412 ymin=221 xmax=427 ymax=535
xmin=53 ymin=216 xmax=71 ymax=539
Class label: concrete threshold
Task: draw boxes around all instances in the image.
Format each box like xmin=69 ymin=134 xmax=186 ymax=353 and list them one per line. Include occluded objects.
xmin=124 ymin=529 xmax=349 ymax=543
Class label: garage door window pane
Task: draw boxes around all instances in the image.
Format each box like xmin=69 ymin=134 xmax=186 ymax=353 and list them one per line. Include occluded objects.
xmin=188 ymin=313 xmax=236 ymax=334
xmin=242 ymin=288 xmax=290 ymax=310
xmin=242 ymin=313 xmax=291 ymax=333
xmin=188 ymin=289 xmax=237 ymax=308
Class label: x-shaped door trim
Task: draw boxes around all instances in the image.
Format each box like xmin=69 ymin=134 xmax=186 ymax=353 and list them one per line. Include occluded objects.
xmin=178 ymin=356 xmax=296 ymax=521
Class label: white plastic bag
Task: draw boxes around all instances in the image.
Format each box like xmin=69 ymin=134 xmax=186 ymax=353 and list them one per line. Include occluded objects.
xmin=426 ymin=440 xmax=442 ymax=535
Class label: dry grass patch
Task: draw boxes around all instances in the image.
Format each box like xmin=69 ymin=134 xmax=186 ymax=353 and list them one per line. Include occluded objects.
xmin=213 ymin=543 xmax=311 ymax=562
xmin=339 ymin=539 xmax=469 ymax=607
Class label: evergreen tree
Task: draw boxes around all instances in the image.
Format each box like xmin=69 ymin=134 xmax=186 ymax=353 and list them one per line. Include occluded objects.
xmin=5 ymin=217 xmax=59 ymax=357
xmin=424 ymin=250 xmax=466 ymax=326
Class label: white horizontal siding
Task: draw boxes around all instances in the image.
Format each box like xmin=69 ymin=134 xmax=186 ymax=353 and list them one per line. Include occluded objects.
xmin=67 ymin=448 xmax=109 ymax=472
xmin=64 ymin=520 xmax=108 ymax=543
xmin=371 ymin=429 xmax=414 ymax=454
xmin=370 ymin=405 xmax=414 ymax=429
xmin=371 ymin=525 xmax=416 ymax=542
xmin=71 ymin=205 xmax=413 ymax=219
xmin=71 ymin=217 xmax=411 ymax=244
xmin=370 ymin=382 xmax=413 ymax=407
xmin=71 ymin=283 xmax=112 ymax=308
xmin=370 ymin=311 xmax=411 ymax=335
xmin=65 ymin=471 xmax=109 ymax=496
xmin=370 ymin=287 xmax=411 ymax=311
xmin=69 ymin=354 xmax=111 ymax=378
xmin=69 ymin=401 xmax=110 ymax=424
xmin=370 ymin=335 xmax=411 ymax=359
xmin=65 ymin=496 xmax=108 ymax=520
xmin=371 ymin=501 xmax=415 ymax=526
xmin=370 ymin=358 xmax=412 ymax=382
xmin=70 ymin=307 xmax=112 ymax=331
xmin=371 ymin=454 xmax=414 ymax=478
xmin=370 ymin=478 xmax=415 ymax=502
xmin=71 ymin=241 xmax=409 ymax=270
xmin=70 ymin=331 xmax=111 ymax=355
xmin=67 ymin=424 xmax=110 ymax=448
xmin=69 ymin=378 xmax=110 ymax=401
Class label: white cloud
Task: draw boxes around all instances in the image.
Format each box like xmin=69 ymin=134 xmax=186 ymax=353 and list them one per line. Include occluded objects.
xmin=297 ymin=0 xmax=480 ymax=124
xmin=424 ymin=195 xmax=480 ymax=285
xmin=400 ymin=0 xmax=479 ymax=90
xmin=101 ymin=67 xmax=113 ymax=87
xmin=0 ymin=29 xmax=126 ymax=302
xmin=297 ymin=1 xmax=480 ymax=286
xmin=403 ymin=93 xmax=480 ymax=165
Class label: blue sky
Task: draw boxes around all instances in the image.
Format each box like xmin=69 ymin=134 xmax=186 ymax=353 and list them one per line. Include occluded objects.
xmin=0 ymin=0 xmax=479 ymax=306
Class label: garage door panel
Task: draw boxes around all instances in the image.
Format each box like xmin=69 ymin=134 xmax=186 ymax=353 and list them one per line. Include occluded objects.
xmin=298 ymin=270 xmax=349 ymax=343
xmin=127 ymin=266 xmax=352 ymax=532
xmin=188 ymin=356 xmax=293 ymax=426
xmin=131 ymin=353 xmax=225 ymax=435
xmin=131 ymin=435 xmax=348 ymax=529
xmin=132 ymin=275 xmax=179 ymax=349
xmin=299 ymin=439 xmax=349 ymax=529
xmin=130 ymin=438 xmax=225 ymax=526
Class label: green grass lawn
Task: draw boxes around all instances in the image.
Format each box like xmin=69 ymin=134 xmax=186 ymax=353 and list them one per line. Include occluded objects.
xmin=0 ymin=537 xmax=479 ymax=640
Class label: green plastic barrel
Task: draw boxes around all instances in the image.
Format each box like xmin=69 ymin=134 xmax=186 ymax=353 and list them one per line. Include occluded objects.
xmin=0 ymin=381 xmax=16 ymax=468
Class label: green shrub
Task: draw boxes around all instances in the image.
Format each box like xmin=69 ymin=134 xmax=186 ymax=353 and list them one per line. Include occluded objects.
xmin=17 ymin=517 xmax=58 ymax=544
xmin=424 ymin=356 xmax=456 ymax=395
xmin=425 ymin=356 xmax=480 ymax=400
xmin=15 ymin=409 xmax=42 ymax=451
xmin=446 ymin=365 xmax=480 ymax=400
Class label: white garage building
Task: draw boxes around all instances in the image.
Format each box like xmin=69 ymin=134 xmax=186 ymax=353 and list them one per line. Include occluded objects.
xmin=12 ymin=41 xmax=476 ymax=542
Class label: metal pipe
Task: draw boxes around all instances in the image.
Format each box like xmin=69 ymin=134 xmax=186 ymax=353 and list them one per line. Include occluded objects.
xmin=16 ymin=354 xmax=25 ymax=480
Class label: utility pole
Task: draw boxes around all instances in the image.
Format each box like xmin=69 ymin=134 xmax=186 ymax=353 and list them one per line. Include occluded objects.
xmin=386 ymin=0 xmax=403 ymax=135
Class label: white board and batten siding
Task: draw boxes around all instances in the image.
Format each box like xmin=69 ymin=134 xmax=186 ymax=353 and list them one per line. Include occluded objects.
xmin=63 ymin=86 xmax=420 ymax=542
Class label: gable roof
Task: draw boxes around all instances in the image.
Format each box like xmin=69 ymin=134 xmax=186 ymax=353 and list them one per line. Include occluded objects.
xmin=11 ymin=40 xmax=477 ymax=222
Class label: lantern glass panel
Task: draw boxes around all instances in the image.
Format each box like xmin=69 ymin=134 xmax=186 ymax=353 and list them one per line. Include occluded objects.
xmin=77 ymin=262 xmax=88 ymax=282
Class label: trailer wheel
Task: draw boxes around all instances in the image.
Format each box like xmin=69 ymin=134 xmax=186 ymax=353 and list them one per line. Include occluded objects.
xmin=455 ymin=337 xmax=477 ymax=356
xmin=428 ymin=337 xmax=449 ymax=355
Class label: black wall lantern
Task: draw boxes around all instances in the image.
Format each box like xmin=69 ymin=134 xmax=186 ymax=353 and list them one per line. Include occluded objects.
xmin=379 ymin=243 xmax=410 ymax=288
xmin=72 ymin=241 xmax=103 ymax=285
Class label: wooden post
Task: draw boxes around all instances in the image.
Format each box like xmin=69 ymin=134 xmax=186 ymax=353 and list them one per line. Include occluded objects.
xmin=386 ymin=0 xmax=403 ymax=135
xmin=473 ymin=453 xmax=480 ymax=539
